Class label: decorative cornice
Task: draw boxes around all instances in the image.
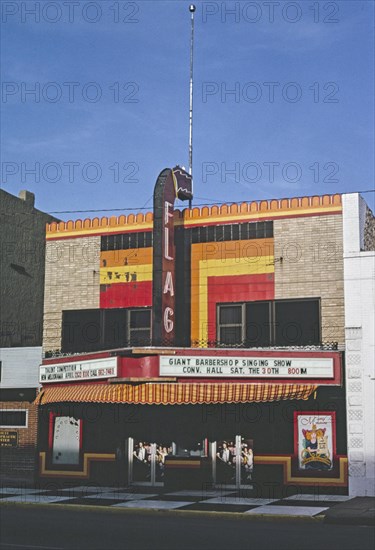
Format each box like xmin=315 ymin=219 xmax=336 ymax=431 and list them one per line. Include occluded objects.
xmin=46 ymin=194 xmax=342 ymax=240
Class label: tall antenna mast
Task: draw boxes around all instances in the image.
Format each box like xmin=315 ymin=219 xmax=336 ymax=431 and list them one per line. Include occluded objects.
xmin=188 ymin=4 xmax=196 ymax=209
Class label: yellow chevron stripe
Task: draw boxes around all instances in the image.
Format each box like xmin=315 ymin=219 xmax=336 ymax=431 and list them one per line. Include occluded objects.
xmin=255 ymin=455 xmax=348 ymax=485
xmin=197 ymin=256 xmax=274 ymax=342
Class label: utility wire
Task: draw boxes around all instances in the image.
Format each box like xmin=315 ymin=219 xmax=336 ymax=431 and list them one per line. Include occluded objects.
xmin=48 ymin=190 xmax=375 ymax=215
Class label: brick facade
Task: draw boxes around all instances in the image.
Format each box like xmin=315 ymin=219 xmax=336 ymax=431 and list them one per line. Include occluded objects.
xmin=43 ymin=236 xmax=100 ymax=353
xmin=0 ymin=400 xmax=38 ymax=484
xmin=274 ymin=214 xmax=345 ymax=346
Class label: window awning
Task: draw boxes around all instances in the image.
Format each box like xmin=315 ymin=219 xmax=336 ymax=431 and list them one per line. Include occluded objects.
xmin=34 ymin=383 xmax=317 ymax=406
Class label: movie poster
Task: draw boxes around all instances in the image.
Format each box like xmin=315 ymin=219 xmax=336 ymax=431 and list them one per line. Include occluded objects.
xmin=297 ymin=413 xmax=334 ymax=471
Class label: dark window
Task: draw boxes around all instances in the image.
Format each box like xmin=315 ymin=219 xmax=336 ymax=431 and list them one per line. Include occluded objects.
xmin=207 ymin=226 xmax=215 ymax=242
xmin=256 ymin=222 xmax=265 ymax=239
xmin=101 ymin=232 xmax=152 ymax=251
xmin=129 ymin=309 xmax=151 ymax=346
xmin=101 ymin=236 xmax=108 ymax=250
xmin=224 ymin=225 xmax=232 ymax=241
xmin=201 ymin=226 xmax=209 ymax=243
xmin=62 ymin=310 xmax=101 ymax=353
xmin=61 ymin=308 xmax=151 ymax=353
xmin=107 ymin=235 xmax=115 ymax=251
xmin=239 ymin=223 xmax=248 ymax=240
xmin=215 ymin=225 xmax=224 ymax=242
xmin=130 ymin=309 xmax=151 ymax=328
xmin=145 ymin=232 xmax=152 ymax=247
xmin=123 ymin=233 xmax=131 ymax=249
xmin=248 ymin=223 xmax=256 ymax=239
xmin=129 ymin=329 xmax=151 ymax=346
xmin=265 ymin=221 xmax=273 ymax=238
xmin=191 ymin=227 xmax=200 ymax=244
xmin=0 ymin=410 xmax=27 ymax=428
xmin=219 ymin=305 xmax=242 ymax=325
xmin=218 ymin=304 xmax=244 ymax=346
xmin=219 ymin=326 xmax=242 ymax=346
xmin=104 ymin=309 xmax=127 ymax=349
xmin=217 ymin=299 xmax=320 ymax=348
xmin=246 ymin=302 xmax=271 ymax=347
xmin=275 ymin=300 xmax=320 ymax=346
xmin=137 ymin=232 xmax=145 ymax=248
xmin=129 ymin=233 xmax=137 ymax=249
xmin=104 ymin=222 xmax=275 ymax=250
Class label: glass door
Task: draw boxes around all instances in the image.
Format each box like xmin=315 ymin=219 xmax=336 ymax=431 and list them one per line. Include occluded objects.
xmin=155 ymin=442 xmax=175 ymax=483
xmin=128 ymin=439 xmax=152 ymax=485
xmin=239 ymin=438 xmax=254 ymax=487
xmin=212 ymin=435 xmax=253 ymax=489
xmin=128 ymin=438 xmax=175 ymax=486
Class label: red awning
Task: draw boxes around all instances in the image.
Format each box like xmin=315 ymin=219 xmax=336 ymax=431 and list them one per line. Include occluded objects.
xmin=34 ymin=383 xmax=317 ymax=405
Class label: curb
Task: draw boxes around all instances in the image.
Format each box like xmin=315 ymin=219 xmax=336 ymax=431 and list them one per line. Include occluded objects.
xmin=0 ymin=500 xmax=325 ymax=523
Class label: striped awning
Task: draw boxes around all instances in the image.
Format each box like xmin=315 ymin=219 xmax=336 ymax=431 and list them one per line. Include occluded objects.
xmin=34 ymin=383 xmax=317 ymax=405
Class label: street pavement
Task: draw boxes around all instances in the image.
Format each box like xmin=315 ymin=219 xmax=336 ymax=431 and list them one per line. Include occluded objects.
xmin=0 ymin=503 xmax=374 ymax=550
xmin=1 ymin=484 xmax=374 ymax=524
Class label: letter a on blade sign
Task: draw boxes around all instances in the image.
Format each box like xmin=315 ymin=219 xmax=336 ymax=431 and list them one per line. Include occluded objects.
xmin=152 ymin=167 xmax=193 ymax=346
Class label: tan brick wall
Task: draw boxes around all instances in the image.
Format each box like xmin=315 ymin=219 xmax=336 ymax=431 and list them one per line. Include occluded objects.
xmin=0 ymin=400 xmax=38 ymax=483
xmin=43 ymin=237 xmax=100 ymax=353
xmin=274 ymin=214 xmax=344 ymax=346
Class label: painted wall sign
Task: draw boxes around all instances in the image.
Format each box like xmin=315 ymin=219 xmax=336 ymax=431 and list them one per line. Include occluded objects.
xmin=0 ymin=430 xmax=18 ymax=447
xmin=159 ymin=355 xmax=334 ymax=378
xmin=39 ymin=357 xmax=117 ymax=383
xmin=295 ymin=412 xmax=335 ymax=471
xmin=152 ymin=167 xmax=193 ymax=346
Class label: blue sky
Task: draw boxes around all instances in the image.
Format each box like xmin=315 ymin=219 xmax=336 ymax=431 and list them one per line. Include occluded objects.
xmin=1 ymin=0 xmax=374 ymax=217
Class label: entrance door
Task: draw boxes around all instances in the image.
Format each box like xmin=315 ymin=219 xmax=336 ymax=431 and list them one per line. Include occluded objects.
xmin=212 ymin=436 xmax=253 ymax=489
xmin=240 ymin=438 xmax=254 ymax=487
xmin=128 ymin=438 xmax=175 ymax=486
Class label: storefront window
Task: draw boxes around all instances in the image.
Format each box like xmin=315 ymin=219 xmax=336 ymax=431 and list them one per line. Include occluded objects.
xmin=0 ymin=410 xmax=28 ymax=428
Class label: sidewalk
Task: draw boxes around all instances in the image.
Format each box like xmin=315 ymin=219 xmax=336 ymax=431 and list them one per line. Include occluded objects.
xmin=324 ymin=496 xmax=375 ymax=526
xmin=2 ymin=484 xmax=373 ymax=524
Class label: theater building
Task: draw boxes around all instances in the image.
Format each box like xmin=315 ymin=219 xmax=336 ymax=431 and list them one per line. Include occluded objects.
xmin=36 ymin=169 xmax=371 ymax=495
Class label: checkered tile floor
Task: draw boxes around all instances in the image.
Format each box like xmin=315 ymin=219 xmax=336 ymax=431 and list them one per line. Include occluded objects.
xmin=0 ymin=486 xmax=354 ymax=517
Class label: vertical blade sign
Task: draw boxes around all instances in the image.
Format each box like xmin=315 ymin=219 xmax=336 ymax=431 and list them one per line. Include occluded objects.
xmin=152 ymin=167 xmax=193 ymax=346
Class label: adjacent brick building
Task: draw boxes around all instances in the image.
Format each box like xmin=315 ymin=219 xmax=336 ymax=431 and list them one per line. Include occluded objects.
xmin=0 ymin=189 xmax=58 ymax=484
